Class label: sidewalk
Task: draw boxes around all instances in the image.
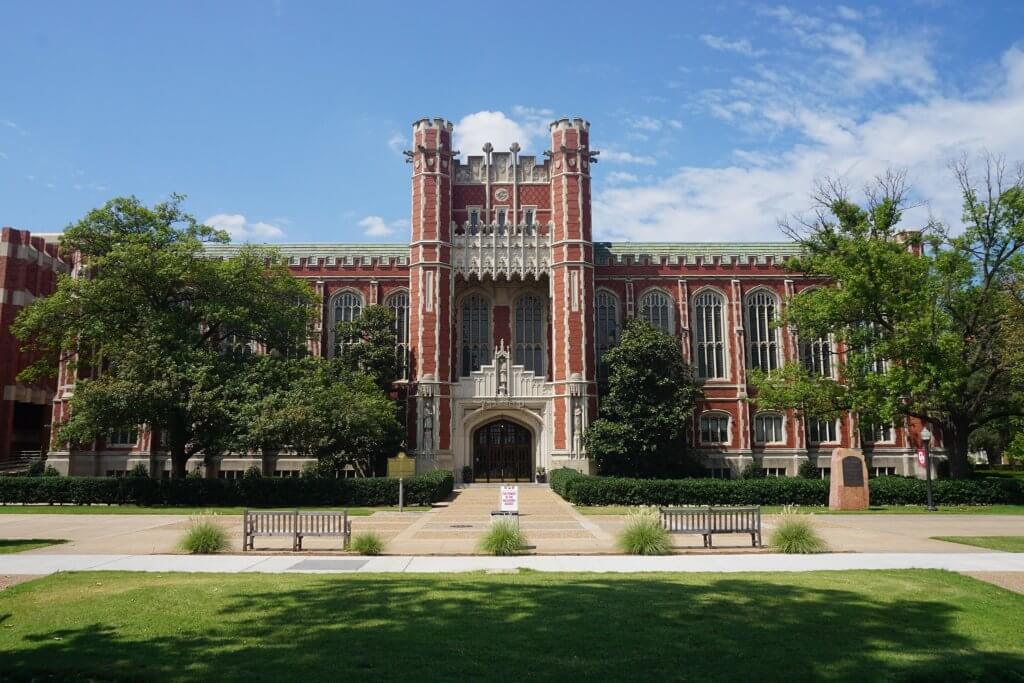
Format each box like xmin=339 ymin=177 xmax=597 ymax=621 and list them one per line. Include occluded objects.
xmin=3 ymin=552 xmax=1024 ymax=575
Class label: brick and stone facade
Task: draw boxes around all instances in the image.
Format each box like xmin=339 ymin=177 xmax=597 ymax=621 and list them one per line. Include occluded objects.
xmin=3 ymin=116 xmax=938 ymax=479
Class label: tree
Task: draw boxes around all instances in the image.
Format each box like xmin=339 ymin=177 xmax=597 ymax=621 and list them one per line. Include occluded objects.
xmin=238 ymin=356 xmax=403 ymax=477
xmin=754 ymin=159 xmax=1024 ymax=478
xmin=12 ymin=195 xmax=317 ymax=478
xmin=584 ymin=319 xmax=702 ymax=476
xmin=336 ymin=304 xmax=402 ymax=392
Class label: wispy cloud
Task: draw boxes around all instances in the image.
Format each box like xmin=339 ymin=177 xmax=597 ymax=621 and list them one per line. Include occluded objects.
xmin=387 ymin=133 xmax=407 ymax=155
xmin=358 ymin=215 xmax=408 ymax=237
xmin=0 ymin=119 xmax=28 ymax=136
xmin=601 ymin=148 xmax=658 ymax=165
xmin=699 ymin=34 xmax=766 ymax=58
xmin=205 ymin=213 xmax=286 ymax=241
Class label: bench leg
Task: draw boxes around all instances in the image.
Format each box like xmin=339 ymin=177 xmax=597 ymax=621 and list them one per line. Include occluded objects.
xmin=751 ymin=532 xmax=757 ymax=548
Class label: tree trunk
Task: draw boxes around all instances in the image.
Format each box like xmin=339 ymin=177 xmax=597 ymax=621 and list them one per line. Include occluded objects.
xmin=171 ymin=447 xmax=188 ymax=479
xmin=946 ymin=421 xmax=973 ymax=479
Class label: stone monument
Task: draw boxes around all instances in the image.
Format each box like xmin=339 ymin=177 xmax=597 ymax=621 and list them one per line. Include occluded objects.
xmin=828 ymin=448 xmax=869 ymax=510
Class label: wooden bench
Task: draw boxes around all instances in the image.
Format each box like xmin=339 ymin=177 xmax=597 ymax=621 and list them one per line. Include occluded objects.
xmin=659 ymin=506 xmax=762 ymax=548
xmin=242 ymin=509 xmax=352 ymax=551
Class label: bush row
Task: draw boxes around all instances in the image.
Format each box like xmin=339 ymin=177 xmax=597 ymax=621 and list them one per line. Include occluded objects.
xmin=0 ymin=469 xmax=454 ymax=508
xmin=547 ymin=469 xmax=1024 ymax=507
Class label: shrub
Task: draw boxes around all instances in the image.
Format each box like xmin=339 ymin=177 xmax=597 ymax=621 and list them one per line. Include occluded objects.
xmin=770 ymin=511 xmax=828 ymax=554
xmin=616 ymin=512 xmax=671 ymax=555
xmin=0 ymin=470 xmax=455 ymax=508
xmin=128 ymin=463 xmax=150 ymax=478
xmin=179 ymin=517 xmax=229 ymax=554
xmin=26 ymin=460 xmax=45 ymax=477
xmin=547 ymin=472 xmax=1024 ymax=507
xmin=462 ymin=465 xmax=473 ymax=484
xmin=740 ymin=462 xmax=766 ymax=479
xmin=797 ymin=459 xmax=819 ymax=479
xmin=243 ymin=466 xmax=262 ymax=480
xmin=351 ymin=531 xmax=385 ymax=555
xmin=43 ymin=466 xmax=60 ymax=477
xmin=479 ymin=519 xmax=527 ymax=556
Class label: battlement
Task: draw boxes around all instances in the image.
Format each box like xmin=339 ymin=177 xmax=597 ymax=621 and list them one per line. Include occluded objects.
xmin=412 ymin=117 xmax=454 ymax=133
xmin=549 ymin=117 xmax=590 ymax=132
xmin=453 ymin=151 xmax=550 ymax=184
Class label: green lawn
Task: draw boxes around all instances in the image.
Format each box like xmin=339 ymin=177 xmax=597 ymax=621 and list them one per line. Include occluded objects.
xmin=0 ymin=505 xmax=426 ymax=516
xmin=576 ymin=504 xmax=1024 ymax=516
xmin=0 ymin=538 xmax=67 ymax=554
xmin=933 ymin=536 xmax=1024 ymax=552
xmin=1 ymin=570 xmax=1022 ymax=682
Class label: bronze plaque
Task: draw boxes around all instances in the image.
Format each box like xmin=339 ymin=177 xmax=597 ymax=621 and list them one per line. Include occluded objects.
xmin=842 ymin=456 xmax=864 ymax=487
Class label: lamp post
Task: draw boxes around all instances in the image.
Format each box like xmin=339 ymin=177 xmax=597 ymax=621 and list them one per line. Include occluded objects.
xmin=921 ymin=427 xmax=936 ymax=512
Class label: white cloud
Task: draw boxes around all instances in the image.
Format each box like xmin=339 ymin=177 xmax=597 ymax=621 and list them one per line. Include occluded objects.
xmin=205 ymin=213 xmax=285 ymax=241
xmin=358 ymin=215 xmax=408 ymax=237
xmin=601 ymin=149 xmax=658 ymax=165
xmin=700 ymin=34 xmax=766 ymax=58
xmin=0 ymin=119 xmax=27 ymax=136
xmin=836 ymin=5 xmax=862 ymax=20
xmin=594 ymin=47 xmax=1024 ymax=242
xmin=387 ymin=133 xmax=407 ymax=155
xmin=630 ymin=115 xmax=663 ymax=131
xmin=454 ymin=111 xmax=530 ymax=155
xmin=668 ymin=119 xmax=684 ymax=130
xmin=0 ymin=151 xmax=7 ymax=160
xmin=605 ymin=171 xmax=639 ymax=185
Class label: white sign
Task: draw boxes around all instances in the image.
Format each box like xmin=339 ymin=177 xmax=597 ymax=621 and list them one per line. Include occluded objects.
xmin=500 ymin=485 xmax=519 ymax=513
xmin=917 ymin=448 xmax=927 ymax=467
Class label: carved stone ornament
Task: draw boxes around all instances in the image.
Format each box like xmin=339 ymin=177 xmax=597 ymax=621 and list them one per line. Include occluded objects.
xmin=494 ymin=188 xmax=509 ymax=202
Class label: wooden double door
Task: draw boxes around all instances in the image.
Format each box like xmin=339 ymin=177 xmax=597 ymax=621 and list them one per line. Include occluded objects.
xmin=473 ymin=420 xmax=533 ymax=482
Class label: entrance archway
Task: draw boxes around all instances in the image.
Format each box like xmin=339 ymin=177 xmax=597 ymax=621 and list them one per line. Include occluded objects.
xmin=472 ymin=420 xmax=533 ymax=482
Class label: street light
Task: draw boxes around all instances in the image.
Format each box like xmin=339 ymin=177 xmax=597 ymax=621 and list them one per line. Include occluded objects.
xmin=921 ymin=427 xmax=936 ymax=512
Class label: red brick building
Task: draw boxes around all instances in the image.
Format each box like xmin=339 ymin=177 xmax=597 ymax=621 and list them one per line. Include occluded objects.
xmin=5 ymin=117 xmax=936 ymax=479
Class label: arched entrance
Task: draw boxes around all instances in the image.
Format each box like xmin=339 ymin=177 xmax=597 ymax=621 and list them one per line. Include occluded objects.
xmin=473 ymin=420 xmax=533 ymax=482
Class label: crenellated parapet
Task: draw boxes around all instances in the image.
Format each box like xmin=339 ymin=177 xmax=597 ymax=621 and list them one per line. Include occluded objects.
xmin=453 ymin=153 xmax=550 ymax=184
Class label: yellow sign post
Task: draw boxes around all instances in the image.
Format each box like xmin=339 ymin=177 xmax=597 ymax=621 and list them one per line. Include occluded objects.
xmin=387 ymin=451 xmax=416 ymax=478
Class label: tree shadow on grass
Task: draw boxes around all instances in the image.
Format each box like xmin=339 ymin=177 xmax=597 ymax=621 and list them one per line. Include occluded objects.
xmin=2 ymin=571 xmax=1023 ymax=682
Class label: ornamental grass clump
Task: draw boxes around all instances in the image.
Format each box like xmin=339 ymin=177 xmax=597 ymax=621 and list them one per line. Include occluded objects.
xmin=770 ymin=506 xmax=828 ymax=554
xmin=616 ymin=511 xmax=672 ymax=555
xmin=351 ymin=532 xmax=385 ymax=555
xmin=479 ymin=519 xmax=528 ymax=556
xmin=179 ymin=517 xmax=229 ymax=554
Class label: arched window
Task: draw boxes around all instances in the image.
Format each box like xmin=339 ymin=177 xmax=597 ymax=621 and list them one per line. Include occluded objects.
xmin=514 ymin=294 xmax=544 ymax=375
xmin=754 ymin=412 xmax=785 ymax=444
xmin=699 ymin=412 xmax=730 ymax=445
xmin=461 ymin=293 xmax=491 ymax=376
xmin=746 ymin=290 xmax=779 ymax=373
xmin=386 ymin=291 xmax=409 ymax=380
xmin=807 ymin=417 xmax=838 ymax=444
xmin=693 ymin=290 xmax=726 ymax=379
xmin=595 ymin=289 xmax=620 ymax=383
xmin=331 ymin=290 xmax=363 ymax=357
xmin=639 ymin=290 xmax=673 ymax=335
xmin=800 ymin=334 xmax=832 ymax=377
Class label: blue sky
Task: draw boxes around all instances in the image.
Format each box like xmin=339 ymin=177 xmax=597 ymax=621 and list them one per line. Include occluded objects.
xmin=2 ymin=1 xmax=1023 ymax=243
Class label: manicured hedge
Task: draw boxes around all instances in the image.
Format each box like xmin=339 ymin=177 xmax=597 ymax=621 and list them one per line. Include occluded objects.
xmin=0 ymin=469 xmax=454 ymax=508
xmin=547 ymin=469 xmax=1024 ymax=507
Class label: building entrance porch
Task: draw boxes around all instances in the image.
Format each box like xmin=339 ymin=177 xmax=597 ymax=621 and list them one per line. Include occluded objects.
xmin=473 ymin=419 xmax=533 ymax=482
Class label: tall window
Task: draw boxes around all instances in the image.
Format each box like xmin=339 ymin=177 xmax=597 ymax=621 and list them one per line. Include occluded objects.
xmin=332 ymin=291 xmax=362 ymax=356
xmin=746 ymin=290 xmax=779 ymax=373
xmin=754 ymin=413 xmax=785 ymax=444
xmin=861 ymin=420 xmax=893 ymax=444
xmin=694 ymin=290 xmax=726 ymax=379
xmin=387 ymin=291 xmax=409 ymax=380
xmin=461 ymin=293 xmax=491 ymax=376
xmin=469 ymin=209 xmax=480 ymax=232
xmin=639 ymin=290 xmax=673 ymax=335
xmin=807 ymin=417 xmax=837 ymax=444
xmin=524 ymin=208 xmax=534 ymax=226
xmin=514 ymin=294 xmax=545 ymax=374
xmin=595 ymin=290 xmax=620 ymax=383
xmin=699 ymin=412 xmax=730 ymax=444
xmin=800 ymin=335 xmax=832 ymax=377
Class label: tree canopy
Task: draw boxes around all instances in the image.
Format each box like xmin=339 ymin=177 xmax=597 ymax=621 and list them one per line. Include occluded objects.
xmin=335 ymin=304 xmax=404 ymax=393
xmin=754 ymin=159 xmax=1024 ymax=478
xmin=584 ymin=319 xmax=703 ymax=476
xmin=13 ymin=195 xmax=318 ymax=478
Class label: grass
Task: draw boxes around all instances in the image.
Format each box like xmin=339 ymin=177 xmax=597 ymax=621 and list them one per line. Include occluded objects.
xmin=616 ymin=512 xmax=671 ymax=555
xmin=1 ymin=570 xmax=1022 ymax=681
xmin=933 ymin=536 xmax=1024 ymax=552
xmin=576 ymin=504 xmax=1024 ymax=516
xmin=178 ymin=518 xmax=230 ymax=554
xmin=0 ymin=505 xmax=422 ymax=516
xmin=350 ymin=532 xmax=385 ymax=555
xmin=770 ymin=516 xmax=829 ymax=554
xmin=479 ymin=519 xmax=528 ymax=555
xmin=0 ymin=538 xmax=67 ymax=554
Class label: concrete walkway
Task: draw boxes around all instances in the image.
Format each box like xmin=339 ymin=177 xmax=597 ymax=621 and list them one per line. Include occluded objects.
xmin=2 ymin=552 xmax=1024 ymax=575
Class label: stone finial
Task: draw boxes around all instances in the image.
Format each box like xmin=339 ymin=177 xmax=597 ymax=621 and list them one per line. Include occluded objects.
xmin=482 ymin=142 xmax=493 ymax=154
xmin=510 ymin=142 xmax=520 ymax=153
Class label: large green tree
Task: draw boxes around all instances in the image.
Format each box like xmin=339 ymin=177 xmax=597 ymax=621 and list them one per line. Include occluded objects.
xmin=754 ymin=160 xmax=1024 ymax=478
xmin=237 ymin=356 xmax=403 ymax=476
xmin=13 ymin=195 xmax=317 ymax=478
xmin=584 ymin=319 xmax=703 ymax=476
xmin=336 ymin=304 xmax=403 ymax=393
